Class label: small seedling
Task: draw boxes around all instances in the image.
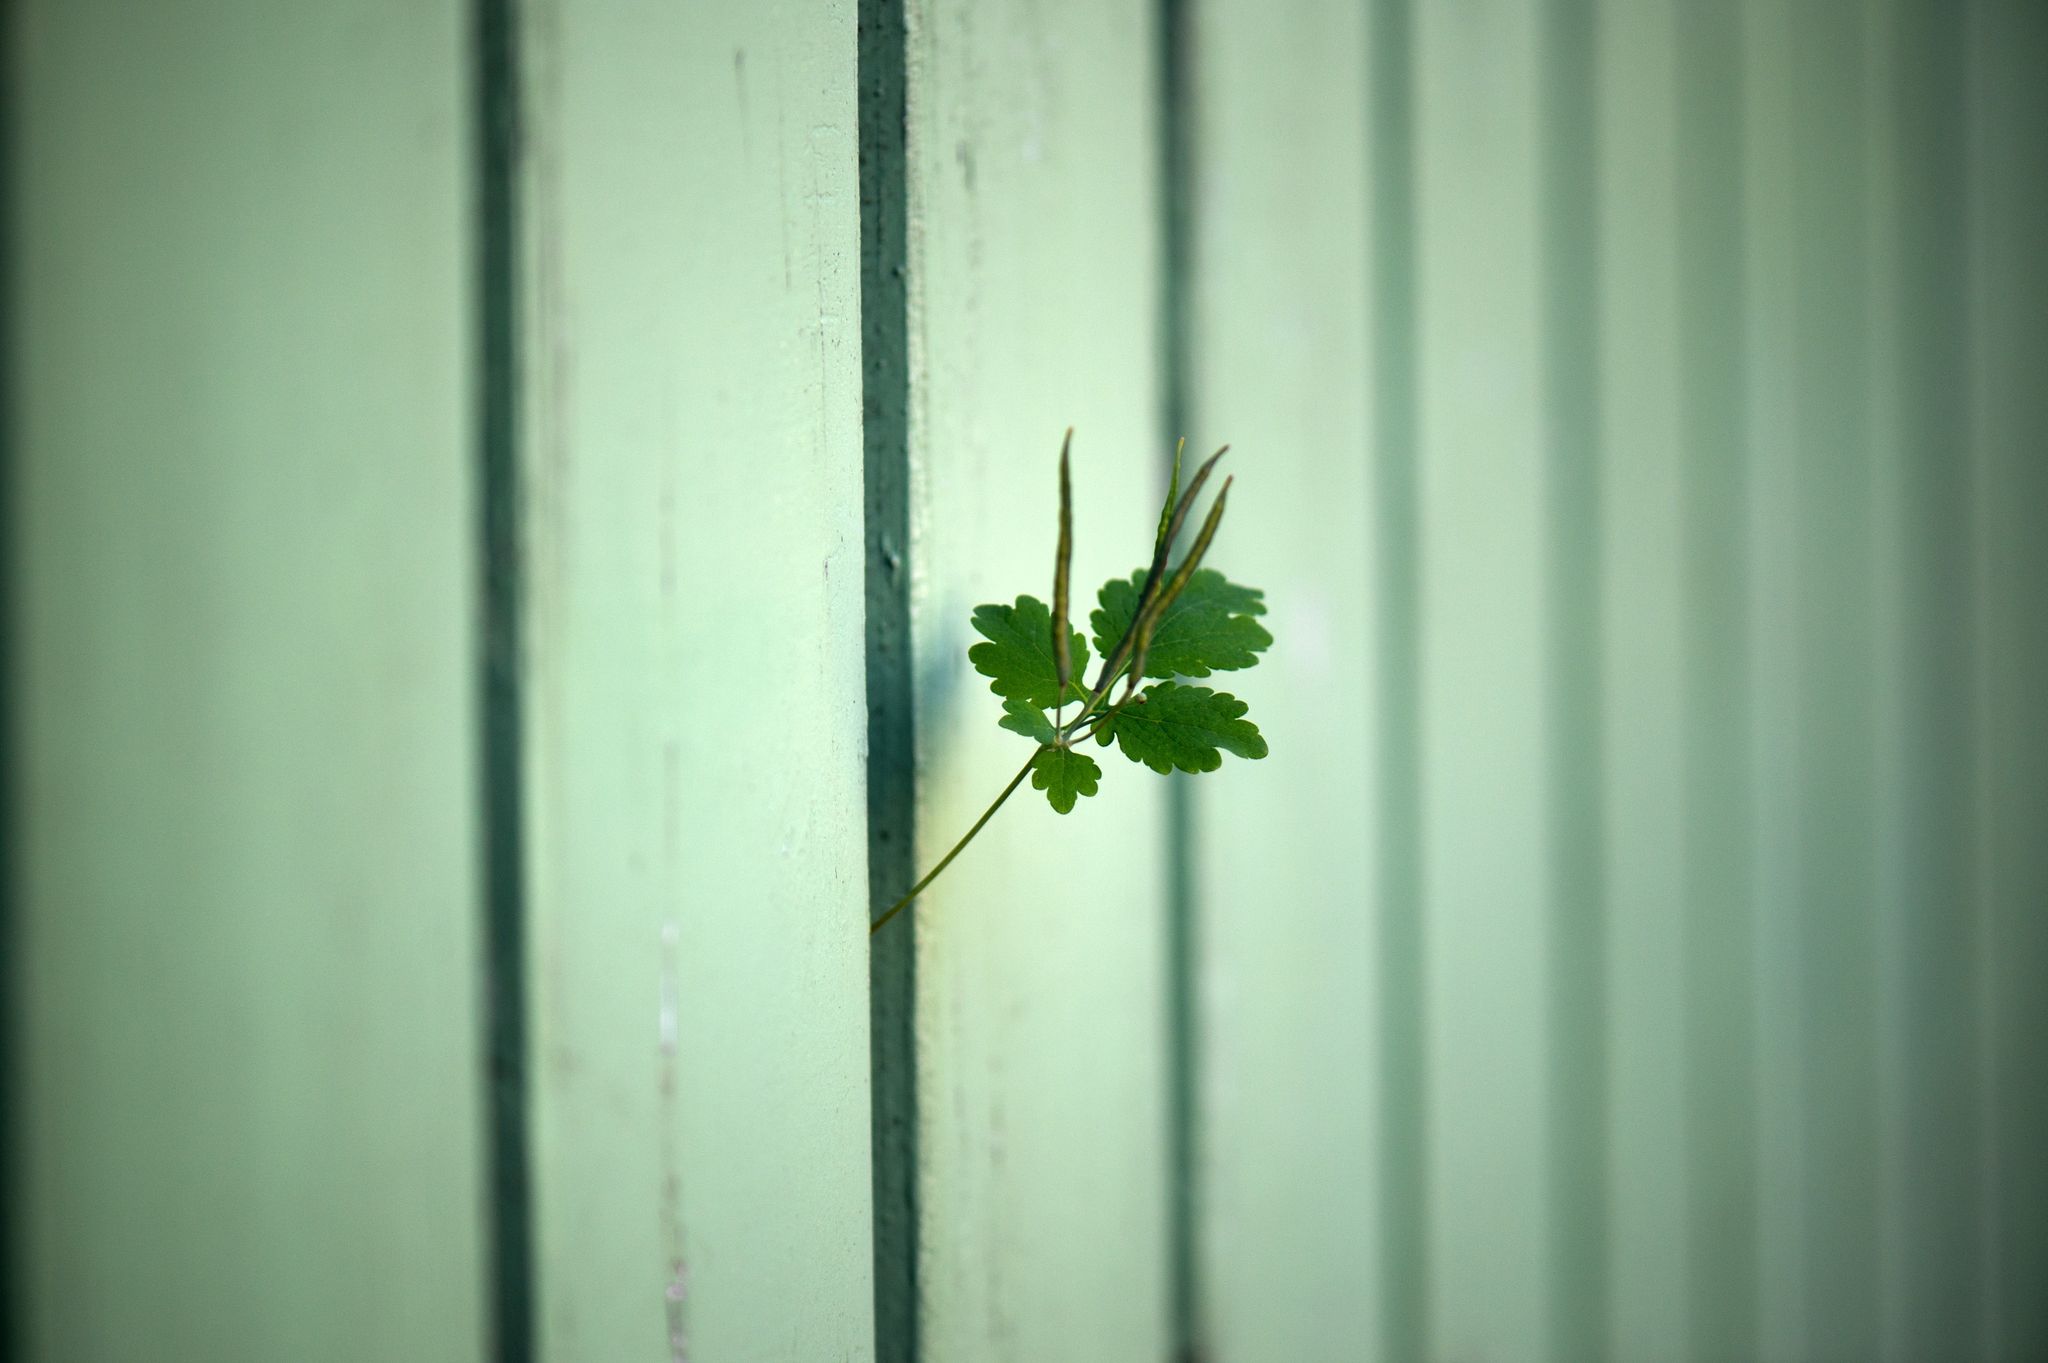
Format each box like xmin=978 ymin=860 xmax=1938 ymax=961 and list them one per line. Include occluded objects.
xmin=870 ymin=431 xmax=1271 ymax=934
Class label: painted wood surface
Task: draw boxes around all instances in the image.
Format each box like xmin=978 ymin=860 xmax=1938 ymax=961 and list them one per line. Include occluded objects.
xmin=1966 ymin=6 xmax=2048 ymax=1356
xmin=1411 ymin=6 xmax=1559 ymax=1357
xmin=1592 ymin=4 xmax=1688 ymax=1358
xmin=8 ymin=4 xmax=487 ymax=1359
xmin=1672 ymin=5 xmax=1762 ymax=1359
xmin=1185 ymin=2 xmax=1382 ymax=1359
xmin=888 ymin=0 xmax=1171 ymax=1355
xmin=1869 ymin=4 xmax=1978 ymax=1358
xmin=5 ymin=5 xmax=2045 ymax=1361
xmin=512 ymin=3 xmax=875 ymax=1359
xmin=1182 ymin=2 xmax=2048 ymax=1360
xmin=1739 ymin=6 xmax=1814 ymax=1356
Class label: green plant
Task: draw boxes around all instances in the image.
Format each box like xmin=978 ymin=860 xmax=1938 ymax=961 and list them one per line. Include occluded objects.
xmin=870 ymin=432 xmax=1271 ymax=935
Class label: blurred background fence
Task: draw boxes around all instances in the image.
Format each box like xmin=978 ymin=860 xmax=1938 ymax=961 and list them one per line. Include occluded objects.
xmin=6 ymin=1 xmax=2044 ymax=1361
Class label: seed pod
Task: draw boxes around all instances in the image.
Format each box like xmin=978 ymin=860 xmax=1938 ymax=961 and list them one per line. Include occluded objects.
xmin=1125 ymin=609 xmax=1158 ymax=701
xmin=1143 ymin=444 xmax=1227 ymax=600
xmin=1154 ymin=437 xmax=1186 ymax=557
xmin=1052 ymin=429 xmax=1075 ymax=700
xmin=1100 ymin=444 xmax=1228 ymax=696
xmin=1123 ymin=477 xmax=1231 ymax=701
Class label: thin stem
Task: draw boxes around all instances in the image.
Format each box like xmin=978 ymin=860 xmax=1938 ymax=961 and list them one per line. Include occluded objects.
xmin=870 ymin=657 xmax=1136 ymax=936
xmin=869 ymin=749 xmax=1042 ymax=935
xmin=1075 ymin=685 xmax=1146 ymax=746
xmin=1058 ymin=659 xmax=1131 ymax=744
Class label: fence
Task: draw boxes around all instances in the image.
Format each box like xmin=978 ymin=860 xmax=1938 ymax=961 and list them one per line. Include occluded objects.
xmin=8 ymin=1 xmax=2045 ymax=1360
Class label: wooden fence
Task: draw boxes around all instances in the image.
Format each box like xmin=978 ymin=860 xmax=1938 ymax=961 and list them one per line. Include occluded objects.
xmin=9 ymin=1 xmax=2045 ymax=1360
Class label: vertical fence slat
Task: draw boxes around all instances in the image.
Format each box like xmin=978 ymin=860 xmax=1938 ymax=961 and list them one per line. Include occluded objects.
xmin=513 ymin=3 xmax=874 ymax=1359
xmin=1747 ymin=5 xmax=1888 ymax=1357
xmin=1674 ymin=3 xmax=1762 ymax=1357
xmin=895 ymin=1 xmax=1170 ymax=1355
xmin=1789 ymin=8 xmax=1885 ymax=1355
xmin=1592 ymin=3 xmax=1688 ymax=1357
xmin=1738 ymin=3 xmax=1811 ymax=1355
xmin=1871 ymin=1 xmax=1981 ymax=1357
xmin=1186 ymin=1 xmax=1381 ymax=1359
xmin=9 ymin=4 xmax=486 ymax=1359
xmin=1967 ymin=4 xmax=2048 ymax=1356
xmin=1411 ymin=5 xmax=1557 ymax=1356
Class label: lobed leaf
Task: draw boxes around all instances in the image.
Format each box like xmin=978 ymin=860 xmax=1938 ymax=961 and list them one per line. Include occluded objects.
xmin=1031 ymin=746 xmax=1103 ymax=814
xmin=1091 ymin=568 xmax=1272 ymax=680
xmin=970 ymin=594 xmax=1092 ymax=709
xmin=1100 ymin=681 xmax=1268 ymax=774
xmin=998 ymin=699 xmax=1058 ymax=745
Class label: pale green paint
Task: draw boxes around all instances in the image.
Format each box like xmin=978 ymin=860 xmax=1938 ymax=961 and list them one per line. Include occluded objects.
xmin=902 ymin=0 xmax=1171 ymax=1355
xmin=1411 ymin=6 xmax=1558 ymax=1357
xmin=1740 ymin=5 xmax=1823 ymax=1356
xmin=1592 ymin=4 xmax=1689 ymax=1358
xmin=8 ymin=4 xmax=487 ymax=1360
xmin=1185 ymin=2 xmax=1382 ymax=1360
xmin=1671 ymin=5 xmax=1761 ymax=1357
xmin=1781 ymin=5 xmax=1885 ymax=1356
xmin=1187 ymin=1 xmax=2047 ymax=1359
xmin=511 ymin=3 xmax=875 ymax=1360
xmin=1868 ymin=6 xmax=1984 ymax=1356
xmin=8 ymin=7 xmax=2048 ymax=1361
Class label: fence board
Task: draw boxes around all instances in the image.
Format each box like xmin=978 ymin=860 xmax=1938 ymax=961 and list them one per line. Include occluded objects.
xmin=1967 ymin=5 xmax=2048 ymax=1356
xmin=1870 ymin=2 xmax=1982 ymax=1358
xmin=1186 ymin=1 xmax=1382 ymax=1359
xmin=9 ymin=4 xmax=486 ymax=1358
xmin=889 ymin=0 xmax=1171 ymax=1355
xmin=512 ymin=3 xmax=875 ymax=1359
xmin=1411 ymin=5 xmax=1558 ymax=1356
xmin=1736 ymin=5 xmax=1811 ymax=1357
xmin=1671 ymin=5 xmax=1762 ymax=1358
xmin=1591 ymin=4 xmax=1688 ymax=1358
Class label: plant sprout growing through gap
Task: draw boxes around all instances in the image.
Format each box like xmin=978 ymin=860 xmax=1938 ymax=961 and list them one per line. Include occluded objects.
xmin=870 ymin=430 xmax=1271 ymax=935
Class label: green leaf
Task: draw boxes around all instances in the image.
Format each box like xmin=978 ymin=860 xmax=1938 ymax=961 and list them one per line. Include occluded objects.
xmin=1090 ymin=568 xmax=1271 ymax=680
xmin=1031 ymin=746 xmax=1102 ymax=814
xmin=1101 ymin=681 xmax=1268 ymax=774
xmin=998 ymin=699 xmax=1058 ymax=745
xmin=970 ymin=595 xmax=1091 ymax=708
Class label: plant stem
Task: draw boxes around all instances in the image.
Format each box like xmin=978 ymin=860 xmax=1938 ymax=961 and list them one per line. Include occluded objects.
xmin=1060 ymin=662 xmax=1130 ymax=744
xmin=869 ymin=657 xmax=1138 ymax=936
xmin=869 ymin=748 xmax=1043 ymax=935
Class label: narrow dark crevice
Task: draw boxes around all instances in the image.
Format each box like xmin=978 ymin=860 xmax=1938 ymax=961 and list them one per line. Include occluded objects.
xmin=1365 ymin=3 xmax=1427 ymax=1360
xmin=859 ymin=1 xmax=919 ymax=1359
xmin=474 ymin=2 xmax=534 ymax=1360
xmin=1153 ymin=1 xmax=1203 ymax=1359
xmin=0 ymin=11 xmax=20 ymax=1353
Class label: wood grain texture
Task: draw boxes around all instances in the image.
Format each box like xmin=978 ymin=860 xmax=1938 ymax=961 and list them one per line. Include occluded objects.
xmin=898 ymin=0 xmax=1170 ymax=1355
xmin=512 ymin=2 xmax=875 ymax=1359
xmin=9 ymin=4 xmax=487 ymax=1358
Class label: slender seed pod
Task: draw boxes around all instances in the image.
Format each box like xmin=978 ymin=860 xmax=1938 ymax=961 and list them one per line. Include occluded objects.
xmin=1052 ymin=429 xmax=1075 ymax=720
xmin=1148 ymin=444 xmax=1227 ymax=592
xmin=1122 ymin=478 xmax=1232 ymax=701
xmin=1125 ymin=611 xmax=1159 ymax=702
xmin=1097 ymin=444 xmax=1228 ymax=696
xmin=1155 ymin=437 xmax=1186 ymax=557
